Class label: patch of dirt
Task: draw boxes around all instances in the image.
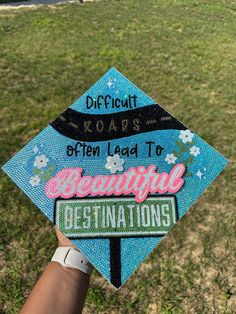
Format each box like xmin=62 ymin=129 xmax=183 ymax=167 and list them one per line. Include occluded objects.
xmin=148 ymin=302 xmax=161 ymax=314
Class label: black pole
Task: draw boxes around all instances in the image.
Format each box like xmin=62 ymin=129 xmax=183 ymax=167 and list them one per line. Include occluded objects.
xmin=109 ymin=237 xmax=121 ymax=288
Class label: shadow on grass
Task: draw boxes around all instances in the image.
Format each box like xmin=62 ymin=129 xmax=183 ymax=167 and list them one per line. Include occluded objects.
xmin=0 ymin=0 xmax=83 ymax=6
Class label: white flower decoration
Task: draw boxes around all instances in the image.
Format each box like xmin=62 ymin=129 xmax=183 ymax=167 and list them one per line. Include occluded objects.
xmin=29 ymin=175 xmax=40 ymax=187
xmin=105 ymin=154 xmax=125 ymax=174
xmin=190 ymin=146 xmax=200 ymax=157
xmin=34 ymin=154 xmax=49 ymax=169
xmin=165 ymin=153 xmax=177 ymax=165
xmin=179 ymin=129 xmax=194 ymax=143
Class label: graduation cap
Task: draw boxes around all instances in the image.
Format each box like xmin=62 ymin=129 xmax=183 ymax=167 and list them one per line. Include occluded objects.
xmin=2 ymin=67 xmax=228 ymax=288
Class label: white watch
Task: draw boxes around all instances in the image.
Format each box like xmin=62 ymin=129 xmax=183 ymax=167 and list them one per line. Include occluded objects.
xmin=51 ymin=247 xmax=93 ymax=275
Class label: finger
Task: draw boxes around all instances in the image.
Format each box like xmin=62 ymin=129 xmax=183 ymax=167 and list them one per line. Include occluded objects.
xmin=55 ymin=226 xmax=74 ymax=248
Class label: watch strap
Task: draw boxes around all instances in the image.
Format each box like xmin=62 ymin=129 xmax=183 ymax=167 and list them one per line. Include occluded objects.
xmin=51 ymin=247 xmax=93 ymax=275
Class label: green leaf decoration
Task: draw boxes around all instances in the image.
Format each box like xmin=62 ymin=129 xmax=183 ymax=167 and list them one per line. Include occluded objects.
xmin=174 ymin=138 xmax=197 ymax=167
xmin=176 ymin=140 xmax=185 ymax=149
xmin=43 ymin=173 xmax=51 ymax=181
xmin=184 ymin=172 xmax=193 ymax=177
xmin=184 ymin=155 xmax=195 ymax=166
xmin=39 ymin=164 xmax=56 ymax=181
xmin=172 ymin=151 xmax=181 ymax=158
xmin=33 ymin=168 xmax=41 ymax=175
xmin=48 ymin=164 xmax=56 ymax=175
xmin=39 ymin=172 xmax=49 ymax=180
xmin=175 ymin=140 xmax=189 ymax=154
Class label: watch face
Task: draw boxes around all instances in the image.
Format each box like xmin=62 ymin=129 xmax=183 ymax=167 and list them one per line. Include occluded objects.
xmin=2 ymin=67 xmax=228 ymax=288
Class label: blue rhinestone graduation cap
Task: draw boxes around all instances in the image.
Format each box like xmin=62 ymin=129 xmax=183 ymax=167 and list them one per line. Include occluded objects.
xmin=2 ymin=67 xmax=228 ymax=288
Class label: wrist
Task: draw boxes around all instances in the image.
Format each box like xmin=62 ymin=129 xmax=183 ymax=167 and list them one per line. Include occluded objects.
xmin=57 ymin=242 xmax=74 ymax=248
xmin=51 ymin=260 xmax=89 ymax=279
xmin=51 ymin=247 xmax=93 ymax=276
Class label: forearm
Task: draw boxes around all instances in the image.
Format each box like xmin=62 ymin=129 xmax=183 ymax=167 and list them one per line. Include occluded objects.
xmin=20 ymin=262 xmax=90 ymax=314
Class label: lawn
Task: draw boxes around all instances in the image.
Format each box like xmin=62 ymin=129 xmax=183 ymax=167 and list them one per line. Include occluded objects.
xmin=0 ymin=0 xmax=235 ymax=313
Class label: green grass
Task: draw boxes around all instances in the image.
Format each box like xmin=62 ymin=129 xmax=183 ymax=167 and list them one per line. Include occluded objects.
xmin=0 ymin=0 xmax=235 ymax=313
